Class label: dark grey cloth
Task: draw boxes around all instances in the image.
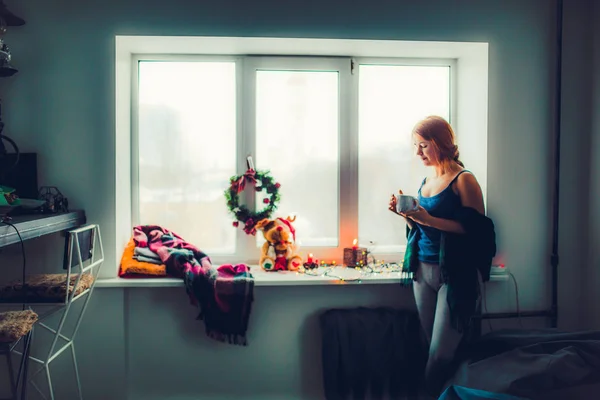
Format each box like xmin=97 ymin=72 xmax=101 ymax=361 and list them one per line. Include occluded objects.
xmin=404 ymin=206 xmax=496 ymax=332
xmin=449 ymin=329 xmax=600 ymax=400
xmin=320 ymin=307 xmax=427 ymax=400
xmin=459 ymin=329 xmax=600 ymax=363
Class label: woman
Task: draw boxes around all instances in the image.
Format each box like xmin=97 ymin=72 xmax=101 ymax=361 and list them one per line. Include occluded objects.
xmin=388 ymin=116 xmax=496 ymax=392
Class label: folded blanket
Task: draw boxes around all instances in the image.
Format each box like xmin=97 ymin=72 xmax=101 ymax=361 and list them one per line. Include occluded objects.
xmin=134 ymin=246 xmax=161 ymax=261
xmin=133 ymin=254 xmax=163 ymax=265
xmin=119 ymin=239 xmax=167 ymax=277
xmin=133 ymin=225 xmax=254 ymax=345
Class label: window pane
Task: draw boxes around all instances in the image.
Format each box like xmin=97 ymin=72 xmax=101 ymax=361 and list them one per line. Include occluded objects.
xmin=358 ymin=65 xmax=450 ymax=250
xmin=137 ymin=61 xmax=237 ymax=253
xmin=255 ymin=70 xmax=339 ymax=247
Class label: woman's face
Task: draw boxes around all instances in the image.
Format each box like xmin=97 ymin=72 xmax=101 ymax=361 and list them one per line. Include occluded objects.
xmin=413 ymin=134 xmax=437 ymax=167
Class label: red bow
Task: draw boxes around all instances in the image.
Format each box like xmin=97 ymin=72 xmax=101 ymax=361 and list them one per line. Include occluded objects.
xmin=235 ymin=169 xmax=257 ymax=194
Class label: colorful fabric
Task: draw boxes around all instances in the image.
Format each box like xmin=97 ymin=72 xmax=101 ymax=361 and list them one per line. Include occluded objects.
xmin=133 ymin=225 xmax=254 ymax=345
xmin=198 ymin=263 xmax=254 ymax=345
xmin=119 ymin=239 xmax=167 ymax=277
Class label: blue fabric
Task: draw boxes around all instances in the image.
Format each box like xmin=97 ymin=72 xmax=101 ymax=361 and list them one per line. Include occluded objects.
xmin=438 ymin=385 xmax=529 ymax=400
xmin=416 ymin=170 xmax=469 ymax=263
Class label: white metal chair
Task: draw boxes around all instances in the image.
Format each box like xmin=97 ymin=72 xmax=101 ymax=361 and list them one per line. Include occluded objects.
xmin=5 ymin=224 xmax=104 ymax=400
xmin=0 ymin=310 xmax=36 ymax=400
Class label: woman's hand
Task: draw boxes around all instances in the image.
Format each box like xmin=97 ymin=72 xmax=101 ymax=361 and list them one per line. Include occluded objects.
xmin=388 ymin=193 xmax=399 ymax=215
xmin=389 ymin=190 xmax=415 ymax=229
xmin=403 ymin=206 xmax=432 ymax=226
xmin=388 ymin=190 xmax=404 ymax=216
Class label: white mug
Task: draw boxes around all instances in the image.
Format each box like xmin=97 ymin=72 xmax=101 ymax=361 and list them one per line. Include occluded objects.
xmin=395 ymin=194 xmax=419 ymax=213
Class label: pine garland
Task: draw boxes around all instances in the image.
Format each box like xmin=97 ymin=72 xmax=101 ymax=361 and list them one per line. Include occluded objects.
xmin=224 ymin=169 xmax=281 ymax=235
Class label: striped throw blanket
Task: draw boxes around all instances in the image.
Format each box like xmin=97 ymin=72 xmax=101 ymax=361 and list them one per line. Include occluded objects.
xmin=133 ymin=225 xmax=254 ymax=345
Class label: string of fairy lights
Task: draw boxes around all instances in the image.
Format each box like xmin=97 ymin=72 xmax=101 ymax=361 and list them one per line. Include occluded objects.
xmin=297 ymin=243 xmax=412 ymax=282
xmin=301 ymin=263 xmax=410 ymax=282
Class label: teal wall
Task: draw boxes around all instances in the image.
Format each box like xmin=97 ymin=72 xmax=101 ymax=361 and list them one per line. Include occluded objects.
xmin=0 ymin=0 xmax=596 ymax=398
xmin=585 ymin=0 xmax=600 ymax=327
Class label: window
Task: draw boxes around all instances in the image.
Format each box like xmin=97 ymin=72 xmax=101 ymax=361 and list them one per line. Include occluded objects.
xmin=116 ymin=36 xmax=491 ymax=274
xmin=358 ymin=64 xmax=451 ymax=254
xmin=251 ymin=58 xmax=346 ymax=249
xmin=135 ymin=60 xmax=237 ymax=253
xmin=132 ymin=56 xmax=453 ymax=263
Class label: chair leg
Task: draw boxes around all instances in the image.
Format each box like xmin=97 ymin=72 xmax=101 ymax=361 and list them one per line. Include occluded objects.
xmin=45 ymin=364 xmax=54 ymax=400
xmin=14 ymin=329 xmax=33 ymax=400
xmin=19 ymin=331 xmax=32 ymax=400
xmin=4 ymin=350 xmax=16 ymax=400
xmin=70 ymin=343 xmax=83 ymax=400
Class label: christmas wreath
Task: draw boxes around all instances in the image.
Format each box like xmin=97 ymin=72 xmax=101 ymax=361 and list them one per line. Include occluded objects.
xmin=224 ymin=166 xmax=281 ymax=236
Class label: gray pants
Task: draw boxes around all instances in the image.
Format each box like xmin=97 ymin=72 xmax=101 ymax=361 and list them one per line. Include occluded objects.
xmin=413 ymin=262 xmax=478 ymax=388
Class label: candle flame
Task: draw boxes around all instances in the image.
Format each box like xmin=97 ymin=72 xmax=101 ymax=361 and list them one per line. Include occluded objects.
xmin=352 ymin=239 xmax=358 ymax=246
xmin=308 ymin=253 xmax=313 ymax=258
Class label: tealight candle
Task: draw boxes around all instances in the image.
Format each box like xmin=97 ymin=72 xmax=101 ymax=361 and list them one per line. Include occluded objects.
xmin=344 ymin=239 xmax=368 ymax=268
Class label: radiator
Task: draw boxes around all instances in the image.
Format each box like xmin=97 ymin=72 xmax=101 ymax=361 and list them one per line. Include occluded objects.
xmin=320 ymin=307 xmax=427 ymax=399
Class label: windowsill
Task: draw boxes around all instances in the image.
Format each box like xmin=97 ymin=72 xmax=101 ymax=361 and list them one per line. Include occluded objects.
xmin=95 ymin=268 xmax=509 ymax=288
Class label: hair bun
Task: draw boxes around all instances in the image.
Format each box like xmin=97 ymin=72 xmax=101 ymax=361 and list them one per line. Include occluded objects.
xmin=452 ymin=145 xmax=460 ymax=160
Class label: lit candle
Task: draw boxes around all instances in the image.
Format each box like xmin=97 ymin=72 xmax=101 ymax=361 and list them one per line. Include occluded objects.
xmin=307 ymin=253 xmax=313 ymax=263
xmin=352 ymin=239 xmax=358 ymax=250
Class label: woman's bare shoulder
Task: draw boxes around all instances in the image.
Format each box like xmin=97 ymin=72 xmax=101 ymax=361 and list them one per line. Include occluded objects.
xmin=455 ymin=171 xmax=484 ymax=213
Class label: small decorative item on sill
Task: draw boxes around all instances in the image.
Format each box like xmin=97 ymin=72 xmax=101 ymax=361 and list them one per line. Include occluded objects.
xmin=255 ymin=216 xmax=302 ymax=271
xmin=343 ymin=239 xmax=368 ymax=268
xmin=302 ymin=262 xmax=319 ymax=270
xmin=302 ymin=253 xmax=319 ymax=270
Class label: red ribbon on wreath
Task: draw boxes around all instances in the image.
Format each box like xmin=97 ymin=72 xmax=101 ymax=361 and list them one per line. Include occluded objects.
xmin=233 ymin=169 xmax=257 ymax=194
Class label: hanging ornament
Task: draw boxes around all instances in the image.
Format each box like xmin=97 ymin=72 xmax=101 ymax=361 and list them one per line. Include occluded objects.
xmin=224 ymin=156 xmax=281 ymax=236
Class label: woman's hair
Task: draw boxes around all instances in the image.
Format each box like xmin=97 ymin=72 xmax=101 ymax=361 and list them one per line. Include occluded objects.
xmin=412 ymin=115 xmax=464 ymax=171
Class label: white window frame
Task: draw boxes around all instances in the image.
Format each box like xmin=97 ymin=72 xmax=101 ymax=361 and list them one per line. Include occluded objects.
xmin=244 ymin=56 xmax=351 ymax=263
xmin=113 ymin=36 xmax=488 ymax=279
xmin=353 ymin=57 xmax=457 ymax=259
xmin=132 ymin=54 xmax=245 ymax=260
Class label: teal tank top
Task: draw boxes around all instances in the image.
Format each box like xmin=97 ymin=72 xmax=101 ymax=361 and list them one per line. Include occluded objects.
xmin=416 ymin=170 xmax=470 ymax=263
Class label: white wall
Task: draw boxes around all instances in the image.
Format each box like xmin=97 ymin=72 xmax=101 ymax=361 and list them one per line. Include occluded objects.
xmin=0 ymin=0 xmax=595 ymax=398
